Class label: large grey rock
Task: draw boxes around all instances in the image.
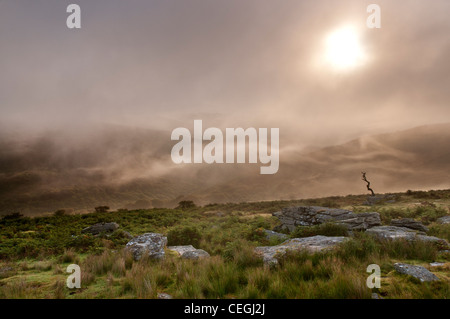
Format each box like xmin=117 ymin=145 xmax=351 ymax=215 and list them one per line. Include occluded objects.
xmin=390 ymin=218 xmax=428 ymax=232
xmin=254 ymin=235 xmax=349 ymax=266
xmin=125 ymin=233 xmax=167 ymax=261
xmin=437 ymin=216 xmax=450 ymax=224
xmin=273 ymin=206 xmax=381 ymax=232
xmin=366 ymin=226 xmax=449 ymax=248
xmin=394 ymin=263 xmax=440 ymax=282
xmin=81 ymin=222 xmax=119 ymax=235
xmin=167 ymin=245 xmax=210 ymax=260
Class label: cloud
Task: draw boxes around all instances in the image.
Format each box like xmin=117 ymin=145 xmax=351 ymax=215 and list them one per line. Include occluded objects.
xmin=0 ymin=0 xmax=449 ymax=196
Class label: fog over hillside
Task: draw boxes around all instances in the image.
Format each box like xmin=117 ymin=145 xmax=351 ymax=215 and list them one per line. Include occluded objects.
xmin=0 ymin=123 xmax=449 ymax=215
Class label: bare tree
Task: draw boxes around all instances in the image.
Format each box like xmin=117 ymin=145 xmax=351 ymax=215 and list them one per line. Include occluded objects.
xmin=361 ymin=172 xmax=375 ymax=196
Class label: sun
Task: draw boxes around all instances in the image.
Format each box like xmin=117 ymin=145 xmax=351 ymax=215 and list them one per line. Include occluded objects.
xmin=323 ymin=26 xmax=366 ymax=71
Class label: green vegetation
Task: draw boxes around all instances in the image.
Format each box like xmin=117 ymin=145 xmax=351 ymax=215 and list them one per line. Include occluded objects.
xmin=290 ymin=223 xmax=349 ymax=238
xmin=0 ymin=189 xmax=449 ymax=299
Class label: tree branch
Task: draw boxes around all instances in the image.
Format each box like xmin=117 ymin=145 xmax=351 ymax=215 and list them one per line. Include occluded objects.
xmin=361 ymin=172 xmax=375 ymax=196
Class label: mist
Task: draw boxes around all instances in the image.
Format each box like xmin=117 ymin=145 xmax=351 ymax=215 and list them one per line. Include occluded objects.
xmin=1 ymin=0 xmax=450 ymax=214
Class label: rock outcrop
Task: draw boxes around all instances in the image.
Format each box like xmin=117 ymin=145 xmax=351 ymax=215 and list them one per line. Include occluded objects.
xmin=255 ymin=235 xmax=349 ymax=266
xmin=167 ymin=245 xmax=210 ymax=260
xmin=437 ymin=216 xmax=450 ymax=224
xmin=81 ymin=222 xmax=120 ymax=235
xmin=125 ymin=233 xmax=167 ymax=261
xmin=273 ymin=206 xmax=381 ymax=232
xmin=390 ymin=218 xmax=428 ymax=232
xmin=394 ymin=263 xmax=440 ymax=282
xmin=365 ymin=226 xmax=449 ymax=248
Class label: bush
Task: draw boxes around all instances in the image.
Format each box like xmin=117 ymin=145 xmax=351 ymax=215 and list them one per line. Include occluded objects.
xmin=176 ymin=201 xmax=196 ymax=210
xmin=68 ymin=234 xmax=98 ymax=251
xmin=58 ymin=248 xmax=79 ymax=264
xmin=167 ymin=225 xmax=202 ymax=247
xmin=1 ymin=212 xmax=24 ymax=221
xmin=53 ymin=210 xmax=66 ymax=217
xmin=95 ymin=206 xmax=110 ymax=213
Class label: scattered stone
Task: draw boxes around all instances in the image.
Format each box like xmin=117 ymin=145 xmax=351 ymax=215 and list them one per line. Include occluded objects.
xmin=394 ymin=263 xmax=440 ymax=282
xmin=366 ymin=226 xmax=449 ymax=249
xmin=390 ymin=218 xmax=428 ymax=233
xmin=416 ymin=235 xmax=449 ymax=247
xmin=125 ymin=233 xmax=167 ymax=261
xmin=429 ymin=262 xmax=445 ymax=267
xmin=255 ymin=235 xmax=349 ymax=266
xmin=264 ymin=229 xmax=288 ymax=241
xmin=81 ymin=222 xmax=119 ymax=235
xmin=181 ymin=249 xmax=210 ymax=260
xmin=157 ymin=293 xmax=173 ymax=299
xmin=437 ymin=216 xmax=450 ymax=224
xmin=371 ymin=293 xmax=384 ymax=299
xmin=167 ymin=245 xmax=210 ymax=260
xmin=167 ymin=245 xmax=197 ymax=256
xmin=273 ymin=206 xmax=381 ymax=232
xmin=366 ymin=225 xmax=422 ymax=240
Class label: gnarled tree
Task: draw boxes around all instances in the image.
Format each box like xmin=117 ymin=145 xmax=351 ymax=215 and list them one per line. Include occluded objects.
xmin=361 ymin=172 xmax=375 ymax=196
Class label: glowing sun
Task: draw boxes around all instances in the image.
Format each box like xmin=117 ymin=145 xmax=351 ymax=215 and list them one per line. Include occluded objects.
xmin=323 ymin=26 xmax=366 ymax=71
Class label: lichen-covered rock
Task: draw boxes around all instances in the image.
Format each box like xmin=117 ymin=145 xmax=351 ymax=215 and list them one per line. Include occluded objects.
xmin=167 ymin=245 xmax=210 ymax=260
xmin=390 ymin=218 xmax=428 ymax=232
xmin=273 ymin=206 xmax=381 ymax=232
xmin=394 ymin=263 xmax=440 ymax=282
xmin=437 ymin=216 xmax=450 ymax=224
xmin=125 ymin=233 xmax=167 ymax=261
xmin=81 ymin=222 xmax=119 ymax=235
xmin=181 ymin=249 xmax=210 ymax=260
xmin=255 ymin=235 xmax=349 ymax=266
xmin=167 ymin=245 xmax=197 ymax=256
xmin=366 ymin=226 xmax=449 ymax=250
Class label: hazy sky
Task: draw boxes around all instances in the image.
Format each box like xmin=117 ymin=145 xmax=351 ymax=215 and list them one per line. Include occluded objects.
xmin=1 ymin=0 xmax=449 ymax=149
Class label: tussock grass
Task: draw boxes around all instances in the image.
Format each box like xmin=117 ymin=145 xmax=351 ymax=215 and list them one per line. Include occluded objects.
xmin=0 ymin=280 xmax=38 ymax=299
xmin=1 ymin=189 xmax=449 ymax=299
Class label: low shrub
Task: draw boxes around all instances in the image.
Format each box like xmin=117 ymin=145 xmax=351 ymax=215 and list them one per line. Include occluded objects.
xmin=167 ymin=225 xmax=202 ymax=247
xmin=291 ymin=223 xmax=349 ymax=238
